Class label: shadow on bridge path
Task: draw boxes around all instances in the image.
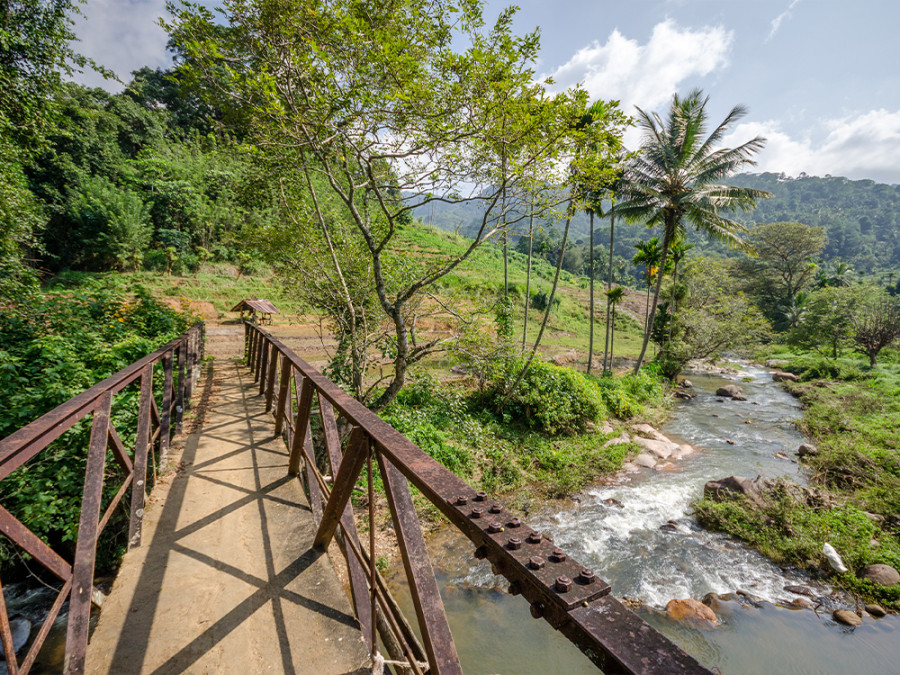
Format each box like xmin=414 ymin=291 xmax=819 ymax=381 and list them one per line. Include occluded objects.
xmin=86 ymin=349 xmax=369 ymax=674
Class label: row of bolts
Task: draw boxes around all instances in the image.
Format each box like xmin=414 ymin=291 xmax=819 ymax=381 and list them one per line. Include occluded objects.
xmin=457 ymin=492 xmax=596 ymax=596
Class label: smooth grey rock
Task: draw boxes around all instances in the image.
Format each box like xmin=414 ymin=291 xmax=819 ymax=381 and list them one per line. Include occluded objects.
xmin=865 ymin=604 xmax=887 ymax=618
xmin=716 ymin=385 xmax=747 ymax=401
xmin=772 ymin=371 xmax=800 ymax=382
xmin=861 ymin=564 xmax=900 ymax=586
xmin=704 ymin=476 xmax=769 ymax=508
xmin=833 ymin=609 xmax=862 ymax=627
xmin=797 ymin=443 xmax=819 ymax=458
xmin=634 ymin=453 xmax=657 ymax=468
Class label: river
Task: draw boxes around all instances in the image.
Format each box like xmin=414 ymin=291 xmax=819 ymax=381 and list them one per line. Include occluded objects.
xmin=395 ymin=363 xmax=900 ymax=674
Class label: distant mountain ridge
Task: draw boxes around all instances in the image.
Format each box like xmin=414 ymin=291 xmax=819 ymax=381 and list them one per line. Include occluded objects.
xmin=411 ymin=173 xmax=900 ymax=272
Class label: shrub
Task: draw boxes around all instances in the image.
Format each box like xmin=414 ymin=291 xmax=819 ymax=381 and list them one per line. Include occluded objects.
xmin=485 ymin=358 xmax=606 ymax=434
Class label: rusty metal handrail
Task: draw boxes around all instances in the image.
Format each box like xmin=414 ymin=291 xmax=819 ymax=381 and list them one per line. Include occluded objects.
xmin=245 ymin=323 xmax=711 ymax=675
xmin=0 ymin=323 xmax=204 ymax=675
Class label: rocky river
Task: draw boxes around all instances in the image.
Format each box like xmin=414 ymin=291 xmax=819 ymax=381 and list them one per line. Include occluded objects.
xmin=399 ymin=362 xmax=900 ymax=674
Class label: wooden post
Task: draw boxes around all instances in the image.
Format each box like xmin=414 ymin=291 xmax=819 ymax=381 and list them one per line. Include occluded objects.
xmin=128 ymin=365 xmax=154 ymax=549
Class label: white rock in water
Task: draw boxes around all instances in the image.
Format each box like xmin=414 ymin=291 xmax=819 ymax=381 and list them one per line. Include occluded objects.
xmin=823 ymin=542 xmax=848 ymax=573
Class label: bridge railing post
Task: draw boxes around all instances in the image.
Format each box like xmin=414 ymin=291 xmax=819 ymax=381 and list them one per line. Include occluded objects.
xmin=314 ymin=427 xmax=368 ymax=549
xmin=128 ymin=365 xmax=154 ymax=550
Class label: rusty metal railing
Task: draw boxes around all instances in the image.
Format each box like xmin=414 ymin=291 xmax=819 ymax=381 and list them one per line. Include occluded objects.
xmin=245 ymin=323 xmax=711 ymax=675
xmin=0 ymin=323 xmax=204 ymax=675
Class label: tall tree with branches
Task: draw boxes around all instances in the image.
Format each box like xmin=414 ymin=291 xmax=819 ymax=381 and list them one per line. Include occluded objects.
xmin=167 ymin=0 xmax=605 ymax=410
xmin=617 ymin=89 xmax=770 ymax=374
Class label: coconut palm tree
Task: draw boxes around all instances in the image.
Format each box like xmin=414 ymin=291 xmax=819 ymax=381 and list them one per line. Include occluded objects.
xmin=617 ymin=88 xmax=770 ymax=374
xmin=605 ymin=286 xmax=626 ymax=369
xmin=632 ymin=237 xmax=663 ymax=333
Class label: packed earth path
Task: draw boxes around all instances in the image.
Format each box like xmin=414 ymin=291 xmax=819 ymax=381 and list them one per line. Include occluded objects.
xmin=86 ymin=324 xmax=368 ymax=674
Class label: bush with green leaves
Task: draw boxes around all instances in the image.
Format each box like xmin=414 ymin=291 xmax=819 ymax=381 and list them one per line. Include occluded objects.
xmin=484 ymin=358 xmax=606 ymax=434
xmin=0 ymin=277 xmax=195 ymax=573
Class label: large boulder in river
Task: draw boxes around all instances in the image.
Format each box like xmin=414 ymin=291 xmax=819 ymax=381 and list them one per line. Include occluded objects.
xmin=715 ymin=384 xmax=747 ymax=401
xmin=666 ymin=598 xmax=718 ymax=629
xmin=634 ymin=437 xmax=680 ymax=459
xmin=833 ymin=609 xmax=862 ymax=627
xmin=772 ymin=371 xmax=799 ymax=383
xmin=704 ymin=476 xmax=769 ymax=509
xmin=861 ymin=564 xmax=900 ymax=587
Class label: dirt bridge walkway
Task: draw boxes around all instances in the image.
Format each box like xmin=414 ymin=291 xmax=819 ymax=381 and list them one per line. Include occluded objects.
xmin=87 ymin=325 xmax=368 ymax=674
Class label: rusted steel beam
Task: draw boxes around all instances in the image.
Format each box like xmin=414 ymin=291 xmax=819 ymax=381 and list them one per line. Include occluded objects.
xmin=106 ymin=424 xmax=133 ymax=475
xmin=185 ymin=332 xmax=195 ymax=406
xmin=300 ymin=421 xmax=324 ymax=523
xmin=0 ymin=576 xmax=20 ymax=675
xmin=265 ymin=345 xmax=278 ymax=411
xmin=248 ymin=326 xmax=710 ymax=675
xmin=274 ymin=355 xmax=292 ymax=436
xmin=0 ymin=505 xmax=72 ymax=581
xmin=64 ymin=392 xmax=112 ymax=675
xmin=313 ymin=427 xmax=368 ymax=549
xmin=258 ymin=340 xmax=270 ymax=395
xmin=128 ymin=365 xmax=153 ymax=549
xmin=99 ymin=474 xmax=134 ymax=536
xmin=159 ymin=352 xmax=174 ymax=467
xmin=318 ymin=394 xmax=374 ymax=648
xmin=287 ymin=374 xmax=314 ymax=476
xmin=0 ymin=328 xmax=199 ymax=481
xmin=377 ymin=452 xmax=461 ymax=675
xmin=175 ymin=343 xmax=186 ymax=435
xmin=19 ymin=577 xmax=72 ymax=675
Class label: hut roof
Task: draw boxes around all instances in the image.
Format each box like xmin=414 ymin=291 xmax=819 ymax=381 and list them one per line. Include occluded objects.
xmin=231 ymin=299 xmax=280 ymax=314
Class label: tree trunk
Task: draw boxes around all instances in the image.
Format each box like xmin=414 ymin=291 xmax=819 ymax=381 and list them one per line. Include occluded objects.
xmin=634 ymin=221 xmax=674 ymax=374
xmin=523 ymin=210 xmax=534 ymax=352
xmin=603 ymin=208 xmax=615 ymax=373
xmin=502 ymin=199 xmax=575 ymax=407
xmin=587 ymin=210 xmax=594 ymax=374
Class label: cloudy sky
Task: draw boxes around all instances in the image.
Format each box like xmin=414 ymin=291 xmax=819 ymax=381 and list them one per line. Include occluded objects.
xmin=73 ymin=0 xmax=900 ymax=183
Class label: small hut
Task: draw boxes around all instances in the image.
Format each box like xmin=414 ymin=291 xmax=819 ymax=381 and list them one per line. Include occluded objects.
xmin=231 ymin=298 xmax=280 ymax=325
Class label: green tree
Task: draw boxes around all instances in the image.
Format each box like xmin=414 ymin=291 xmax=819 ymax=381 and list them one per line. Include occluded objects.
xmin=167 ymin=0 xmax=619 ymax=409
xmin=616 ymin=89 xmax=770 ymax=373
xmin=735 ymin=221 xmax=826 ymax=329
xmin=605 ymin=285 xmax=625 ymax=369
xmin=632 ymin=237 xmax=663 ymax=333
xmin=789 ymin=286 xmax=856 ymax=358
xmin=0 ymin=0 xmax=99 ymax=302
xmin=849 ymin=288 xmax=900 ymax=366
xmin=656 ymin=258 xmax=770 ymax=379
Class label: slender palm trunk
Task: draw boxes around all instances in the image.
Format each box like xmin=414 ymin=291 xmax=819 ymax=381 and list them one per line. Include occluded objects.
xmin=603 ymin=208 xmax=614 ymax=373
xmin=634 ymin=221 xmax=674 ymax=374
xmin=587 ymin=210 xmax=594 ymax=374
xmin=610 ymin=304 xmax=616 ymax=368
xmin=502 ymin=199 xmax=575 ymax=407
xmin=522 ymin=210 xmax=534 ymax=352
xmin=644 ymin=282 xmax=651 ymax=333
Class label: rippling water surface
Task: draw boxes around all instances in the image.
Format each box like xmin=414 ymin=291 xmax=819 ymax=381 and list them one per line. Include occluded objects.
xmin=395 ymin=364 xmax=900 ymax=674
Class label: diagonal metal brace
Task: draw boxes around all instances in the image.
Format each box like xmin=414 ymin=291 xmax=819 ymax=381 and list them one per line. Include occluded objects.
xmin=313 ymin=426 xmax=368 ymax=549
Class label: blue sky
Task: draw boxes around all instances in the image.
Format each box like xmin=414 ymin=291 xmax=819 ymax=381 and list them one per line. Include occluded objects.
xmin=73 ymin=0 xmax=900 ymax=183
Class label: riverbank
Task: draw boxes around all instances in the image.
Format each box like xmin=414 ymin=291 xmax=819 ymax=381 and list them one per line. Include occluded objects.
xmin=695 ymin=352 xmax=900 ymax=611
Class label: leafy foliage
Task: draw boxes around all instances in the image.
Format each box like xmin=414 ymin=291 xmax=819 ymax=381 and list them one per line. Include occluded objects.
xmin=0 ymin=278 xmax=194 ymax=572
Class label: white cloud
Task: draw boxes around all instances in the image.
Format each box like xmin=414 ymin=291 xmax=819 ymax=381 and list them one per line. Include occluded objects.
xmin=72 ymin=0 xmax=172 ymax=90
xmin=543 ymin=20 xmax=733 ymax=113
xmin=767 ymin=0 xmax=802 ymax=42
xmin=722 ymin=110 xmax=900 ymax=184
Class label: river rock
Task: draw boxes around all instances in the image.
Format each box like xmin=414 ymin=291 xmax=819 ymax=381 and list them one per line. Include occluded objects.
xmin=772 ymin=371 xmax=799 ymax=382
xmin=833 ymin=609 xmax=862 ymax=627
xmin=787 ymin=597 xmax=814 ymax=610
xmin=630 ymin=423 xmax=670 ymax=442
xmin=784 ymin=585 xmax=816 ymax=597
xmin=704 ymin=476 xmax=769 ymax=508
xmin=633 ymin=453 xmax=657 ymax=469
xmin=681 ymin=378 xmax=693 ymax=388
xmin=865 ymin=604 xmax=887 ymax=618
xmin=860 ymin=564 xmax=900 ymax=586
xmin=674 ymin=388 xmax=695 ymax=400
xmin=550 ymin=349 xmax=578 ymax=366
xmin=0 ymin=618 xmax=31 ymax=657
xmin=634 ymin=437 xmax=679 ymax=459
xmin=602 ymin=497 xmax=624 ymax=508
xmin=765 ymin=359 xmax=789 ymax=368
xmin=666 ymin=598 xmax=718 ymax=628
xmin=822 ymin=543 xmax=848 ymax=574
xmin=603 ymin=433 xmax=631 ymax=448
xmin=716 ymin=385 xmax=747 ymax=401
xmin=797 ymin=443 xmax=819 ymax=459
